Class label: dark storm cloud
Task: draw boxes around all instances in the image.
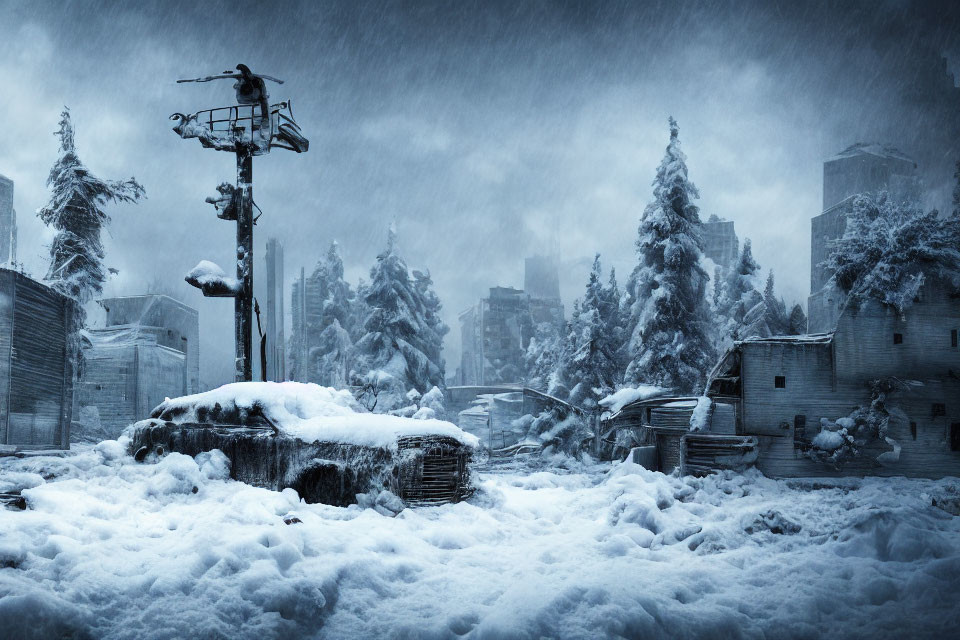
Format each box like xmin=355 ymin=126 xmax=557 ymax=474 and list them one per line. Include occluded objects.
xmin=1 ymin=0 xmax=958 ymax=384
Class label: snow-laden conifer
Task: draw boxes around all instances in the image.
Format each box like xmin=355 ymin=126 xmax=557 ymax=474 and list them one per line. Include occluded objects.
xmin=623 ymin=118 xmax=715 ymax=393
xmin=352 ymin=226 xmax=447 ymax=409
xmin=38 ymin=108 xmax=144 ymax=304
xmin=825 ymin=192 xmax=960 ymax=313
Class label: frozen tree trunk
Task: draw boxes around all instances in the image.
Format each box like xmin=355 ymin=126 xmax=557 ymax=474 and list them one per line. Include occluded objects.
xmin=236 ymin=151 xmax=253 ymax=382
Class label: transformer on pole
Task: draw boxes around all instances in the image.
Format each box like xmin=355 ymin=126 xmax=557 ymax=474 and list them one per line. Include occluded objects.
xmin=173 ymin=64 xmax=308 ymax=382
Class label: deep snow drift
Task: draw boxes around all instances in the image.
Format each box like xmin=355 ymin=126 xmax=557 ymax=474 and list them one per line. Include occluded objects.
xmin=1 ymin=443 xmax=958 ymax=639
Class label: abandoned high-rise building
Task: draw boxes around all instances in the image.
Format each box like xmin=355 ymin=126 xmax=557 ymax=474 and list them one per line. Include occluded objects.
xmin=701 ymin=215 xmax=739 ymax=270
xmin=0 ymin=174 xmax=19 ymax=265
xmin=807 ymin=144 xmax=920 ymax=333
xmin=253 ymin=238 xmax=285 ymax=381
xmin=457 ymin=257 xmax=564 ymax=386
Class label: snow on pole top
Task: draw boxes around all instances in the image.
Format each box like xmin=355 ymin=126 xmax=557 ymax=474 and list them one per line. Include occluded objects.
xmin=148 ymin=381 xmax=479 ymax=450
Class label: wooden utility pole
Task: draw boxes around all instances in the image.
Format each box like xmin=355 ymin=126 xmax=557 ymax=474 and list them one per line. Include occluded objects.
xmin=235 ymin=150 xmax=254 ymax=381
xmin=173 ymin=63 xmax=308 ymax=382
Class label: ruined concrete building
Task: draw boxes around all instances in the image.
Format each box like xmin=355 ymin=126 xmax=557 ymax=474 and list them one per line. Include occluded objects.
xmin=100 ymin=295 xmax=200 ymax=394
xmin=0 ymin=268 xmax=77 ymax=451
xmin=74 ymin=326 xmax=187 ymax=441
xmin=72 ymin=295 xmax=199 ymax=441
xmin=808 ymin=144 xmax=920 ymax=332
xmin=0 ymin=174 xmax=19 ymax=265
xmin=701 ymin=215 xmax=739 ymax=270
xmin=457 ymin=256 xmax=564 ymax=386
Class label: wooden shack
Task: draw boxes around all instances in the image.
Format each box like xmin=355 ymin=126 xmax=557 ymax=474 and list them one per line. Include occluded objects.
xmin=0 ymin=269 xmax=77 ymax=451
xmin=706 ymin=277 xmax=960 ymax=478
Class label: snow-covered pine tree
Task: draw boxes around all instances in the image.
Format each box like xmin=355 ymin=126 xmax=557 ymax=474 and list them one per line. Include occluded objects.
xmin=712 ymin=265 xmax=724 ymax=311
xmin=952 ymin=159 xmax=960 ymax=218
xmin=38 ymin=109 xmax=144 ymax=305
xmin=412 ymin=268 xmax=449 ymax=375
xmin=787 ymin=303 xmax=807 ymax=335
xmin=311 ymin=241 xmax=357 ymax=386
xmin=825 ymin=191 xmax=960 ymax=313
xmin=600 ymin=266 xmax=628 ymax=372
xmin=623 ymin=118 xmax=716 ymax=394
xmin=352 ymin=226 xmax=447 ymax=410
xmin=761 ymin=270 xmax=789 ymax=335
xmin=288 ymin=240 xmax=356 ymax=384
xmin=564 ymin=255 xmax=622 ymax=409
xmin=523 ymin=321 xmax=562 ymax=393
xmin=722 ymin=239 xmax=762 ymax=326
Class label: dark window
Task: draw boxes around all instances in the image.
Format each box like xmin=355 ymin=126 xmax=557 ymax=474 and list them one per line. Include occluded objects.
xmin=952 ymin=424 xmax=960 ymax=452
xmin=774 ymin=376 xmax=786 ymax=389
xmin=933 ymin=403 xmax=946 ymax=417
xmin=893 ymin=333 xmax=903 ymax=345
xmin=910 ymin=421 xmax=917 ymax=440
xmin=952 ymin=329 xmax=958 ymax=348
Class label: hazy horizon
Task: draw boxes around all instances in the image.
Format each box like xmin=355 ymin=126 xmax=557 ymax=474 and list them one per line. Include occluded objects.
xmin=2 ymin=0 xmax=958 ymax=386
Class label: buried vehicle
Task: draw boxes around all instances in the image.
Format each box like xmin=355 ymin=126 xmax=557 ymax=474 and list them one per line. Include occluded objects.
xmin=128 ymin=382 xmax=477 ymax=507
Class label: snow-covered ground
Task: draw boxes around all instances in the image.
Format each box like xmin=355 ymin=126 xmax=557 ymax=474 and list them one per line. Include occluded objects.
xmin=1 ymin=443 xmax=958 ymax=639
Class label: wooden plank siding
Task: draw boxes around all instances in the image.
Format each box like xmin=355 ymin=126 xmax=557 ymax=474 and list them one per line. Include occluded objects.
xmin=740 ymin=340 xmax=855 ymax=438
xmin=737 ymin=277 xmax=960 ymax=479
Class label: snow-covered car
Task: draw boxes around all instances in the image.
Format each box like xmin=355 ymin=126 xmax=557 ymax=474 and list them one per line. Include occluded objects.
xmin=127 ymin=382 xmax=478 ymax=507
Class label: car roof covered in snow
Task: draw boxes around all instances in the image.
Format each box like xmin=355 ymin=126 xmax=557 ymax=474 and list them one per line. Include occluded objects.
xmin=147 ymin=382 xmax=479 ymax=449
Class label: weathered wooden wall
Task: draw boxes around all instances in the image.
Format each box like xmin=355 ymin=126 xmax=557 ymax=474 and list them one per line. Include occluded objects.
xmin=740 ymin=339 xmax=856 ymax=438
xmin=0 ymin=270 xmax=74 ymax=450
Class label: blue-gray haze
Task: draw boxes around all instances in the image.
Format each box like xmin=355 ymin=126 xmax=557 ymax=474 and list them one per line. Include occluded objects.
xmin=1 ymin=0 xmax=958 ymax=385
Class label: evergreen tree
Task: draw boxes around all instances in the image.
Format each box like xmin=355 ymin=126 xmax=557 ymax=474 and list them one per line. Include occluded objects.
xmin=723 ymin=239 xmax=762 ymax=325
xmin=952 ymin=159 xmax=960 ymax=218
xmin=600 ymin=266 xmax=628 ymax=371
xmin=39 ymin=109 xmax=144 ymax=305
xmin=563 ymin=255 xmax=622 ymax=408
xmin=787 ymin=303 xmax=807 ymax=335
xmin=826 ymin=191 xmax=960 ymax=313
xmin=288 ymin=240 xmax=356 ymax=384
xmin=623 ymin=118 xmax=716 ymax=393
xmin=352 ymin=226 xmax=447 ymax=408
xmin=712 ymin=265 xmax=724 ymax=310
xmin=523 ymin=322 xmax=562 ymax=393
xmin=761 ymin=270 xmax=789 ymax=335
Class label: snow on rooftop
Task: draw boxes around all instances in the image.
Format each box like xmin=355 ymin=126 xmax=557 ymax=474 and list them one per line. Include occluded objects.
xmin=149 ymin=381 xmax=479 ymax=449
xmin=598 ymin=385 xmax=668 ymax=416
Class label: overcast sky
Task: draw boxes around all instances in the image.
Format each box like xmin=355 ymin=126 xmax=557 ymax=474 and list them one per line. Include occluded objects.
xmin=2 ymin=0 xmax=958 ymax=386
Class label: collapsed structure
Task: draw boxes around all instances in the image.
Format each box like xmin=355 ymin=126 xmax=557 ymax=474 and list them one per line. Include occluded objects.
xmin=604 ymin=275 xmax=960 ymax=479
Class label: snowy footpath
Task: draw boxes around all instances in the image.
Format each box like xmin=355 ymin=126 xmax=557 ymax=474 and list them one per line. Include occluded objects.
xmin=1 ymin=442 xmax=959 ymax=640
